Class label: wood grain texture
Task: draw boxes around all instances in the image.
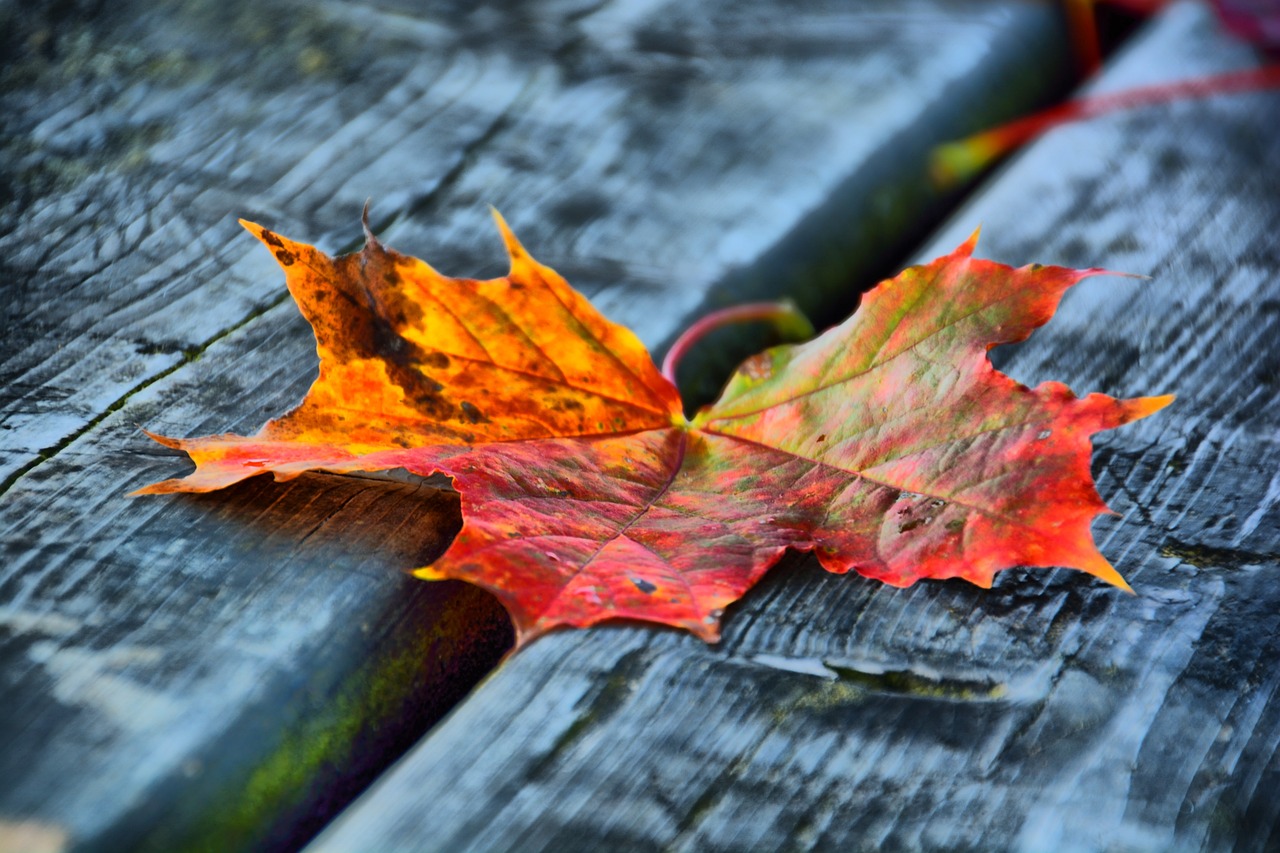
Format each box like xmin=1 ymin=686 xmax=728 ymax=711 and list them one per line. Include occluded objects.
xmin=0 ymin=0 xmax=1074 ymax=850
xmin=0 ymin=314 xmax=515 ymax=852
xmin=308 ymin=4 xmax=1280 ymax=851
xmin=0 ymin=0 xmax=1071 ymax=486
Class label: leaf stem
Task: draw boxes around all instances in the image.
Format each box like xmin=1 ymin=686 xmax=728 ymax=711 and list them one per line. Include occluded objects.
xmin=662 ymin=301 xmax=815 ymax=385
xmin=931 ymin=64 xmax=1280 ymax=188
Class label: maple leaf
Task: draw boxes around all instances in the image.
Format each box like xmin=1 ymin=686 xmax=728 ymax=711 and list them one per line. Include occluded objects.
xmin=136 ymin=212 xmax=1171 ymax=646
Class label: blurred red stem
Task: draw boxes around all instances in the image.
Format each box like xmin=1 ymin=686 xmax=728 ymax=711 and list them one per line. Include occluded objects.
xmin=977 ymin=63 xmax=1280 ymax=153
xmin=662 ymin=302 xmax=812 ymax=385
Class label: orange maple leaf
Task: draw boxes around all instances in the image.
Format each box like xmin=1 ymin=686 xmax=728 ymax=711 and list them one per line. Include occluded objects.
xmin=136 ymin=212 xmax=1171 ymax=646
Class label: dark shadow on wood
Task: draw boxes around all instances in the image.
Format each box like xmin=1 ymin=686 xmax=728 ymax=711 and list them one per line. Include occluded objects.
xmin=82 ymin=471 xmax=514 ymax=853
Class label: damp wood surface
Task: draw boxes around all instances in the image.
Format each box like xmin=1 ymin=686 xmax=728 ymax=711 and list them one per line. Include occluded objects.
xmin=0 ymin=1 xmax=1076 ymax=851
xmin=308 ymin=5 xmax=1280 ymax=852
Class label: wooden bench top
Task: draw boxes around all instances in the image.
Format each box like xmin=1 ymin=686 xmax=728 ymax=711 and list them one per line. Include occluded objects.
xmin=1 ymin=1 xmax=1076 ymax=850
xmin=309 ymin=4 xmax=1280 ymax=851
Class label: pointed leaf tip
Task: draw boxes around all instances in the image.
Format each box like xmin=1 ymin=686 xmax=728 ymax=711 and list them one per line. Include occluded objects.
xmin=1095 ymin=560 xmax=1135 ymax=595
xmin=957 ymin=227 xmax=981 ymax=257
xmin=236 ymin=219 xmax=309 ymax=272
xmin=1133 ymin=394 xmax=1175 ymax=420
xmin=1077 ymin=267 xmax=1149 ymax=282
xmin=1073 ymin=544 xmax=1134 ymax=594
xmin=490 ymin=207 xmax=530 ymax=265
xmin=140 ymin=427 xmax=184 ymax=450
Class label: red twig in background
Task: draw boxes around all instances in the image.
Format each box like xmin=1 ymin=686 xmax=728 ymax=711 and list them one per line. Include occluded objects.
xmin=932 ymin=64 xmax=1280 ymax=187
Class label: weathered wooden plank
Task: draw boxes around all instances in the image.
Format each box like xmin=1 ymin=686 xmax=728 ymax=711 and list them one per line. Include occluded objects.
xmin=307 ymin=4 xmax=1280 ymax=851
xmin=0 ymin=0 xmax=1071 ymax=486
xmin=0 ymin=1 xmax=1077 ymax=850
xmin=0 ymin=313 xmax=515 ymax=852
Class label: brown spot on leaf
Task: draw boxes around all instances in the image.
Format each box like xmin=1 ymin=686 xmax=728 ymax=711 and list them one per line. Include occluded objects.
xmin=409 ymin=390 xmax=454 ymax=420
xmin=547 ymin=396 xmax=586 ymax=413
xmin=740 ymin=353 xmax=773 ymax=382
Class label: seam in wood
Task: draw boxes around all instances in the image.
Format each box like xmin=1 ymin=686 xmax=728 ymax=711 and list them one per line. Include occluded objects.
xmin=0 ymin=288 xmax=293 ymax=500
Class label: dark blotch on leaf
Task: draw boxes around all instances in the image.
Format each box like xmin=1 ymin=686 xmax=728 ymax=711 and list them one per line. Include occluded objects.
xmin=548 ymin=396 xmax=586 ymax=413
xmin=632 ymin=577 xmax=658 ymax=594
xmin=409 ymin=391 xmax=454 ymax=420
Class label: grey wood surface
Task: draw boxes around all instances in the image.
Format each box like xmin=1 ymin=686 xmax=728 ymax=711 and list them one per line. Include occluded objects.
xmin=308 ymin=4 xmax=1280 ymax=851
xmin=0 ymin=1 xmax=1074 ymax=850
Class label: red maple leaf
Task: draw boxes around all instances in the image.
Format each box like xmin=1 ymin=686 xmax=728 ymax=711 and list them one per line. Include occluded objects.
xmin=137 ymin=213 xmax=1171 ymax=646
